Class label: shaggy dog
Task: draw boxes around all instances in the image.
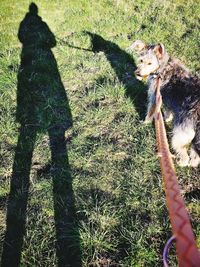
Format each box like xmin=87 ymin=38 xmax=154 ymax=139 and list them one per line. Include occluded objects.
xmin=131 ymin=40 xmax=200 ymax=167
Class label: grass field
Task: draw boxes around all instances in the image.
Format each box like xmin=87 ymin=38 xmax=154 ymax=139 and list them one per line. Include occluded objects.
xmin=0 ymin=0 xmax=199 ymax=266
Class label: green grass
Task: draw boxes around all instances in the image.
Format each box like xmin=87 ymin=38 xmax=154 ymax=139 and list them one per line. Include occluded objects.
xmin=0 ymin=0 xmax=199 ymax=266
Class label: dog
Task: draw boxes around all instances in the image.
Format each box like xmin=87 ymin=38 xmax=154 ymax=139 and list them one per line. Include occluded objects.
xmin=130 ymin=40 xmax=200 ymax=167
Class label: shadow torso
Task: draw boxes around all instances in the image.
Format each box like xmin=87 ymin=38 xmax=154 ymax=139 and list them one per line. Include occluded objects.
xmin=17 ymin=12 xmax=72 ymax=131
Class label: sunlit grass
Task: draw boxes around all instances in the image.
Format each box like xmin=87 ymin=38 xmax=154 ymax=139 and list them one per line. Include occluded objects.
xmin=0 ymin=0 xmax=199 ymax=266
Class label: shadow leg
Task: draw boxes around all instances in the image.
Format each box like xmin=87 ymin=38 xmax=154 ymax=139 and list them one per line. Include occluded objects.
xmin=1 ymin=126 xmax=37 ymax=267
xmin=48 ymin=127 xmax=81 ymax=267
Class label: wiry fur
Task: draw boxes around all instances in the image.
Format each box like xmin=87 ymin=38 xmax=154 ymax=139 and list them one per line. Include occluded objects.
xmin=131 ymin=40 xmax=200 ymax=167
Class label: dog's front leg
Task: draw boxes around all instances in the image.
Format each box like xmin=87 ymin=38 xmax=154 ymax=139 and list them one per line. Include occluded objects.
xmin=144 ymin=100 xmax=155 ymax=123
xmin=145 ymin=78 xmax=157 ymax=123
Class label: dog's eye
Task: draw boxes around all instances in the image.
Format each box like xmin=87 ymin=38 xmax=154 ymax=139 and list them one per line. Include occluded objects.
xmin=147 ymin=62 xmax=152 ymax=65
xmin=140 ymin=59 xmax=143 ymax=63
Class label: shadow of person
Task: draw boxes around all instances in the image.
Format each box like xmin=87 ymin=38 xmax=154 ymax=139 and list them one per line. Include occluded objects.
xmin=64 ymin=31 xmax=147 ymax=119
xmin=1 ymin=3 xmax=81 ymax=267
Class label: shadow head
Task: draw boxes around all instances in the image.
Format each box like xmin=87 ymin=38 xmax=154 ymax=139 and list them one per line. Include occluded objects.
xmin=29 ymin=2 xmax=38 ymax=15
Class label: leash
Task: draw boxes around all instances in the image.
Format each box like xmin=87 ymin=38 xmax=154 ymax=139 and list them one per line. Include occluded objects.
xmin=153 ymin=75 xmax=200 ymax=267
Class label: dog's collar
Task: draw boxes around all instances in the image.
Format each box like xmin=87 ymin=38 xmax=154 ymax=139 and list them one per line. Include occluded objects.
xmin=150 ymin=70 xmax=161 ymax=79
xmin=151 ymin=72 xmax=159 ymax=77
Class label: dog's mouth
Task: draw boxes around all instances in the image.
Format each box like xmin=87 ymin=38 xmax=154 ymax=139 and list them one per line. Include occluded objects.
xmin=135 ymin=74 xmax=143 ymax=81
xmin=134 ymin=69 xmax=147 ymax=81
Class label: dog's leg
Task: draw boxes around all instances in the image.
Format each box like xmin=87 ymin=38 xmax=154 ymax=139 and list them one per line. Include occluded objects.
xmin=164 ymin=109 xmax=173 ymax=123
xmin=189 ymin=146 xmax=200 ymax=167
xmin=189 ymin=131 xmax=200 ymax=167
xmin=145 ymin=81 xmax=156 ymax=123
xmin=172 ymin=122 xmax=195 ymax=167
xmin=144 ymin=103 xmax=155 ymax=123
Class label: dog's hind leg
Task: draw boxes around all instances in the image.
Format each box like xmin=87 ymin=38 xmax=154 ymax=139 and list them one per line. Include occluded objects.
xmin=172 ymin=122 xmax=195 ymax=167
xmin=189 ymin=146 xmax=200 ymax=167
xmin=189 ymin=128 xmax=200 ymax=167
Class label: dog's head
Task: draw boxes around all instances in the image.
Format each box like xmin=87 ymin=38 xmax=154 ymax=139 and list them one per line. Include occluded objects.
xmin=130 ymin=40 xmax=166 ymax=80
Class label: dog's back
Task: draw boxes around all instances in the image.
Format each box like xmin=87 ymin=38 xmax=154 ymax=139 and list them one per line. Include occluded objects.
xmin=160 ymin=59 xmax=200 ymax=125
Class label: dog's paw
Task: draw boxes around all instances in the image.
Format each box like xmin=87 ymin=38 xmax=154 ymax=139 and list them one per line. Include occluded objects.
xmin=189 ymin=148 xmax=200 ymax=167
xmin=165 ymin=113 xmax=173 ymax=123
xmin=177 ymin=156 xmax=190 ymax=167
xmin=189 ymin=156 xmax=200 ymax=167
xmin=144 ymin=116 xmax=153 ymax=124
xmin=163 ymin=111 xmax=173 ymax=123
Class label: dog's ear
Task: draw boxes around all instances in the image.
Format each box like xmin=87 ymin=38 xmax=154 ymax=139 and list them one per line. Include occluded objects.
xmin=129 ymin=40 xmax=147 ymax=53
xmin=153 ymin=43 xmax=165 ymax=59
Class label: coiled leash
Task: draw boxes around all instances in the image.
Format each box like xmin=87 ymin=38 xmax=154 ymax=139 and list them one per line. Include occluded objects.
xmin=153 ymin=75 xmax=200 ymax=267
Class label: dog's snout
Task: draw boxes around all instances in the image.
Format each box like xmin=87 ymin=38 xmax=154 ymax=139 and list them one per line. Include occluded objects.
xmin=134 ymin=69 xmax=140 ymax=75
xmin=134 ymin=69 xmax=143 ymax=80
